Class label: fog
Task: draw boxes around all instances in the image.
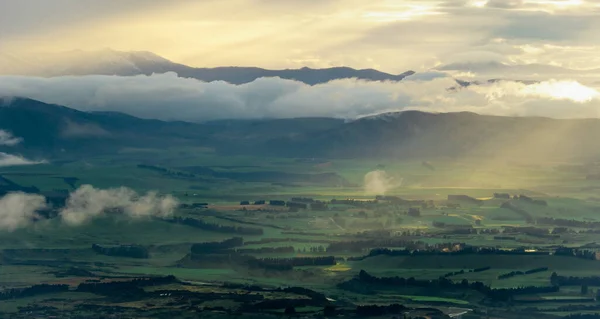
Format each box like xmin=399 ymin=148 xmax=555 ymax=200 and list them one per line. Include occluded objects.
xmin=364 ymin=170 xmax=401 ymax=195
xmin=0 ymin=73 xmax=599 ymax=121
xmin=0 ymin=152 xmax=47 ymax=167
xmin=0 ymin=130 xmax=22 ymax=146
xmin=0 ymin=193 xmax=47 ymax=231
xmin=60 ymin=185 xmax=178 ymax=226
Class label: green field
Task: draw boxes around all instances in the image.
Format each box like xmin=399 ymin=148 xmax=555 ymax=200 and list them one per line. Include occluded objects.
xmin=2 ymin=148 xmax=600 ymax=318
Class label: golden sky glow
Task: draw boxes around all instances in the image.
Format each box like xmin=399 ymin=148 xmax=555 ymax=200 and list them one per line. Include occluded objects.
xmin=1 ymin=0 xmax=599 ymax=72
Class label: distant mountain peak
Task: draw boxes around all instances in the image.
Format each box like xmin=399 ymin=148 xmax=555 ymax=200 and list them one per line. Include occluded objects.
xmin=0 ymin=49 xmax=416 ymax=85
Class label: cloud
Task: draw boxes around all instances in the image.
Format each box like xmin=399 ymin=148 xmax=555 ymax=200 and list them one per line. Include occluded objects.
xmin=0 ymin=193 xmax=47 ymax=232
xmin=0 ymin=153 xmax=46 ymax=167
xmin=2 ymin=72 xmax=600 ymax=120
xmin=60 ymin=185 xmax=178 ymax=226
xmin=1 ymin=0 xmax=599 ymax=74
xmin=0 ymin=130 xmax=22 ymax=146
xmin=364 ymin=170 xmax=402 ymax=195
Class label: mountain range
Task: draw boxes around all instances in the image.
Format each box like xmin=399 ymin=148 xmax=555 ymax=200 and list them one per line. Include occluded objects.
xmin=3 ymin=98 xmax=600 ymax=162
xmin=437 ymin=61 xmax=600 ymax=77
xmin=0 ymin=49 xmax=415 ymax=85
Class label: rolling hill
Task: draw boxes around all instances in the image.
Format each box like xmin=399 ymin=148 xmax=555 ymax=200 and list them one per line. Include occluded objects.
xmin=2 ymin=97 xmax=600 ymax=161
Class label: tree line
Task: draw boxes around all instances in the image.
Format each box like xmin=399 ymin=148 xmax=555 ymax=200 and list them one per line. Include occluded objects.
xmin=498 ymin=267 xmax=548 ymax=280
xmin=162 ymin=217 xmax=264 ymax=235
xmin=0 ymin=284 xmax=69 ymax=300
xmin=92 ymin=244 xmax=149 ymax=259
xmin=551 ymin=273 xmax=600 ymax=286
xmin=347 ymin=270 xmax=559 ymax=301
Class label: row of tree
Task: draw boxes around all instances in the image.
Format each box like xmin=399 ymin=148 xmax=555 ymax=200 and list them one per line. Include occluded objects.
xmin=191 ymin=237 xmax=244 ymax=254
xmin=162 ymin=217 xmax=264 ymax=235
xmin=257 ymin=256 xmax=336 ymax=267
xmin=0 ymin=284 xmax=69 ymax=300
xmin=551 ymin=273 xmax=600 ymax=286
xmin=352 ymin=270 xmax=559 ymax=301
xmin=498 ymin=267 xmax=548 ymax=279
xmin=92 ymin=244 xmax=149 ymax=259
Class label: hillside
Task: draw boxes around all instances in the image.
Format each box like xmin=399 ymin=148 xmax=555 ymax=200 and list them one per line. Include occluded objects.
xmin=2 ymin=97 xmax=600 ymax=161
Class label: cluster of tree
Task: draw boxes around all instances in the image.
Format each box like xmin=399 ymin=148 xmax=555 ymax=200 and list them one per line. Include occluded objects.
xmin=551 ymin=273 xmax=600 ymax=286
xmin=326 ymin=239 xmax=425 ymax=253
xmin=517 ymin=195 xmax=548 ymax=206
xmin=92 ymin=244 xmax=149 ymax=259
xmin=286 ymin=202 xmax=308 ymax=210
xmin=163 ymin=217 xmax=264 ymax=235
xmin=353 ymin=270 xmax=559 ymax=301
xmin=291 ymin=197 xmax=315 ymax=203
xmin=245 ymin=237 xmax=331 ymax=245
xmin=443 ymin=267 xmax=491 ymax=278
xmin=555 ymin=247 xmax=597 ymax=260
xmin=375 ymin=195 xmax=426 ymax=206
xmin=137 ymin=164 xmax=195 ymax=178
xmin=498 ymin=267 xmax=548 ymax=279
xmin=360 ymin=246 xmax=557 ymax=261
xmin=501 ymin=201 xmax=534 ymax=223
xmin=269 ymin=200 xmax=285 ymax=206
xmin=53 ymin=267 xmax=95 ymax=278
xmin=76 ymin=276 xmax=177 ymax=299
xmin=179 ymin=203 xmax=208 ymax=209
xmin=257 ymin=256 xmax=335 ymax=267
xmin=538 ymin=217 xmax=600 ymax=229
xmin=311 ymin=201 xmax=328 ymax=210
xmin=408 ymin=207 xmax=421 ymax=217
xmin=503 ymin=226 xmax=556 ymax=238
xmin=235 ymin=246 xmax=295 ymax=254
xmin=331 ymin=199 xmax=377 ymax=207
xmin=0 ymin=284 xmax=69 ymax=300
xmin=494 ymin=193 xmax=511 ymax=199
xmin=437 ymin=226 xmax=476 ymax=235
xmin=562 ymin=314 xmax=600 ymax=319
xmin=356 ymin=304 xmax=408 ymax=317
xmin=494 ymin=236 xmax=516 ymax=240
xmin=191 ymin=237 xmax=244 ymax=254
xmin=448 ymin=195 xmax=483 ymax=205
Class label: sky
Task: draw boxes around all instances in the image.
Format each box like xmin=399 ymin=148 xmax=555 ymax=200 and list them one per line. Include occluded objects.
xmin=2 ymin=0 xmax=600 ymax=72
xmin=1 ymin=0 xmax=600 ymax=120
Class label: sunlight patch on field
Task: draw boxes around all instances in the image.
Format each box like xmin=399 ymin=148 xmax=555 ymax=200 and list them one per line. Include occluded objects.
xmin=325 ymin=263 xmax=351 ymax=272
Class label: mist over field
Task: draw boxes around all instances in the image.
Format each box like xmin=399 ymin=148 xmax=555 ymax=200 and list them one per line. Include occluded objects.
xmin=0 ymin=192 xmax=46 ymax=231
xmin=60 ymin=185 xmax=178 ymax=226
xmin=0 ymin=185 xmax=177 ymax=231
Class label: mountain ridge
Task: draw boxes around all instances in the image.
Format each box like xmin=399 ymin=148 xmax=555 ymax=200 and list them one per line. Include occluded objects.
xmin=2 ymin=97 xmax=600 ymax=161
xmin=0 ymin=49 xmax=416 ymax=85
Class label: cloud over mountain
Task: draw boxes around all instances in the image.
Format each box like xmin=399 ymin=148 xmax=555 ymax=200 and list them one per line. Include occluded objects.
xmin=1 ymin=72 xmax=600 ymax=121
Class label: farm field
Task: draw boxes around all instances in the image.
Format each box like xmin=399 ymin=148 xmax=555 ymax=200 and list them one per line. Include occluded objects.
xmin=2 ymin=149 xmax=600 ymax=318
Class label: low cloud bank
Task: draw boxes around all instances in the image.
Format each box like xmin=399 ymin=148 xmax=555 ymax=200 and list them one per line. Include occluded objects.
xmin=0 ymin=152 xmax=47 ymax=167
xmin=0 ymin=130 xmax=46 ymax=167
xmin=1 ymin=72 xmax=600 ymax=121
xmin=0 ymin=130 xmax=21 ymax=146
xmin=61 ymin=185 xmax=178 ymax=226
xmin=0 ymin=185 xmax=178 ymax=231
xmin=0 ymin=193 xmax=47 ymax=231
